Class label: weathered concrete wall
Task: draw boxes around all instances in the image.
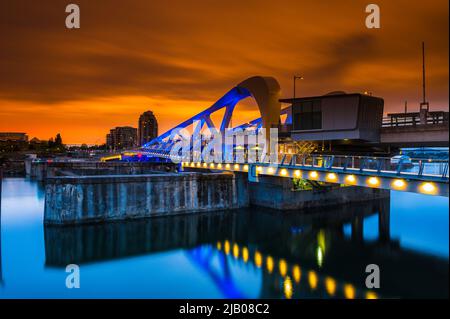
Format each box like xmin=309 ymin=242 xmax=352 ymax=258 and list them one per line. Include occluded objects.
xmin=27 ymin=160 xmax=175 ymax=181
xmin=248 ymin=175 xmax=390 ymax=210
xmin=44 ymin=172 xmax=248 ymax=225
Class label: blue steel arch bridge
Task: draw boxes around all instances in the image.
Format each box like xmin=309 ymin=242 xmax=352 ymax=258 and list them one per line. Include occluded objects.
xmin=101 ymin=76 xmax=449 ymax=197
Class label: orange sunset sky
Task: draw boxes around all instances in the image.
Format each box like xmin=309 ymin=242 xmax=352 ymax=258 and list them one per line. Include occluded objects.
xmin=1 ymin=0 xmax=449 ymax=144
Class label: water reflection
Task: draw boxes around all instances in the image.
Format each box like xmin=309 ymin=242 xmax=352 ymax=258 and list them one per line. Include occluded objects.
xmin=44 ymin=198 xmax=448 ymax=298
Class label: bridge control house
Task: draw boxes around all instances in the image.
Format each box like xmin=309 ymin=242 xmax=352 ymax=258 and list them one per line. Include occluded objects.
xmin=279 ymin=92 xmax=384 ymax=153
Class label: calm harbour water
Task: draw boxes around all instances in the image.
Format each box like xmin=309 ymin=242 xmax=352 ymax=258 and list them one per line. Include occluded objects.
xmin=0 ymin=178 xmax=448 ymax=299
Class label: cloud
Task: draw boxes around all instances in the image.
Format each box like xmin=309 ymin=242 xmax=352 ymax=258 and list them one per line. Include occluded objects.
xmin=0 ymin=0 xmax=448 ymax=143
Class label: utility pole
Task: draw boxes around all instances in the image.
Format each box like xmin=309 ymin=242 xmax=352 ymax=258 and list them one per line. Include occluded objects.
xmin=419 ymin=42 xmax=429 ymax=124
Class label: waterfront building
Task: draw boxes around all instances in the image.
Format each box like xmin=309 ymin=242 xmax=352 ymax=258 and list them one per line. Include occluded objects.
xmin=106 ymin=126 xmax=137 ymax=150
xmin=138 ymin=111 xmax=158 ymax=146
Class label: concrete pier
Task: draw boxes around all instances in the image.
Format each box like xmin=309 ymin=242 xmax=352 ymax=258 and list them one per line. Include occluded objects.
xmin=26 ymin=160 xmax=175 ymax=181
xmin=248 ymin=174 xmax=390 ymax=210
xmin=44 ymin=172 xmax=248 ymax=225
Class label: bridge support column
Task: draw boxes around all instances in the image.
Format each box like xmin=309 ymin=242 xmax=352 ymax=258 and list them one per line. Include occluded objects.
xmin=378 ymin=199 xmax=391 ymax=243
xmin=351 ymin=216 xmax=364 ymax=242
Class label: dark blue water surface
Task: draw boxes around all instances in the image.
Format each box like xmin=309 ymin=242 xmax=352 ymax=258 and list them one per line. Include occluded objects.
xmin=0 ymin=178 xmax=448 ymax=299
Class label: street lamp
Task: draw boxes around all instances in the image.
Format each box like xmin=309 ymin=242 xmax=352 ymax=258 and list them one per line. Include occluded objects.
xmin=293 ymin=75 xmax=304 ymax=99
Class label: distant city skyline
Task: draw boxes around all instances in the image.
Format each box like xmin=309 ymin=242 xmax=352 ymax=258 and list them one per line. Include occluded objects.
xmin=0 ymin=0 xmax=448 ymax=144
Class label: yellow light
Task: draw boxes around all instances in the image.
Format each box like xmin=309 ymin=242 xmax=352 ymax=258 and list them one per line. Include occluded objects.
xmin=309 ymin=171 xmax=319 ymax=179
xmin=224 ymin=240 xmax=230 ymax=255
xmin=345 ymin=175 xmax=356 ymax=184
xmin=326 ymin=173 xmax=337 ymax=181
xmin=234 ymin=164 xmax=240 ymax=170
xmin=190 ymin=162 xmax=195 ymax=167
xmin=325 ymin=277 xmax=336 ymax=296
xmin=256 ymin=166 xmax=262 ymax=173
xmin=292 ymin=265 xmax=301 ymax=283
xmin=232 ymin=243 xmax=239 ymax=258
xmin=243 ymin=164 xmax=249 ymax=171
xmin=283 ymin=276 xmax=293 ymax=299
xmin=366 ymin=291 xmax=378 ymax=299
xmin=210 ymin=163 xmax=215 ymax=168
xmin=294 ymin=170 xmax=301 ymax=177
xmin=196 ymin=162 xmax=201 ymax=167
xmin=392 ymin=179 xmax=406 ymax=190
xmin=344 ymin=284 xmax=356 ymax=299
xmin=216 ymin=242 xmax=222 ymax=250
xmin=420 ymin=182 xmax=436 ymax=194
xmin=308 ymin=271 xmax=318 ymax=290
xmin=225 ymin=163 xmax=231 ymax=169
xmin=181 ymin=162 xmax=185 ymax=167
xmin=266 ymin=256 xmax=274 ymax=273
xmin=217 ymin=163 xmax=222 ymax=169
xmin=267 ymin=167 xmax=274 ymax=174
xmin=203 ymin=163 xmax=207 ymax=168
xmin=367 ymin=177 xmax=379 ymax=186
xmin=242 ymin=247 xmax=249 ymax=263
xmin=279 ymin=259 xmax=288 ymax=277
xmin=254 ymin=251 xmax=263 ymax=268
xmin=280 ymin=169 xmax=288 ymax=176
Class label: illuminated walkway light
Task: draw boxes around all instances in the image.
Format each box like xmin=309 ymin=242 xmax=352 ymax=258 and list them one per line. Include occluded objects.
xmin=267 ymin=167 xmax=275 ymax=174
xmin=367 ymin=177 xmax=379 ymax=186
xmin=326 ymin=173 xmax=337 ymax=181
xmin=294 ymin=170 xmax=301 ymax=177
xmin=392 ymin=179 xmax=406 ymax=190
xmin=225 ymin=163 xmax=231 ymax=169
xmin=256 ymin=166 xmax=263 ymax=173
xmin=243 ymin=164 xmax=249 ymax=171
xmin=345 ymin=174 xmax=356 ymax=184
xmin=203 ymin=163 xmax=208 ymax=168
xmin=196 ymin=162 xmax=201 ymax=167
xmin=216 ymin=242 xmax=221 ymax=250
xmin=210 ymin=163 xmax=215 ymax=168
xmin=420 ymin=182 xmax=436 ymax=195
xmin=280 ymin=169 xmax=288 ymax=176
xmin=309 ymin=171 xmax=319 ymax=179
xmin=217 ymin=163 xmax=222 ymax=169
xmin=234 ymin=164 xmax=240 ymax=170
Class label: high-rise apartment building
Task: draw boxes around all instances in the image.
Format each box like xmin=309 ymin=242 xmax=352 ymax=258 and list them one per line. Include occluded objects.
xmin=138 ymin=111 xmax=158 ymax=146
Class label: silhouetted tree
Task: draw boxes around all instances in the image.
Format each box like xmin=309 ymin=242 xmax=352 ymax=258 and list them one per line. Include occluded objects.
xmin=55 ymin=133 xmax=63 ymax=146
xmin=48 ymin=138 xmax=55 ymax=148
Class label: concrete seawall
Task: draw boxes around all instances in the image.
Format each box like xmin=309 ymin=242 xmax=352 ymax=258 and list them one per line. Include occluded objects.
xmin=26 ymin=160 xmax=175 ymax=181
xmin=44 ymin=172 xmax=248 ymax=225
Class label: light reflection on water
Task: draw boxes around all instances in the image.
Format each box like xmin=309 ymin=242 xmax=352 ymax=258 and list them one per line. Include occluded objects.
xmin=0 ymin=178 xmax=448 ymax=298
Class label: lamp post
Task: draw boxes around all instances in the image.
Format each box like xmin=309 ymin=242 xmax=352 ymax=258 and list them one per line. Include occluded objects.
xmin=293 ymin=75 xmax=304 ymax=99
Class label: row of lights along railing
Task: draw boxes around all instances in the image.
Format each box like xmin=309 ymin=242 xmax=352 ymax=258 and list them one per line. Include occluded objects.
xmin=181 ymin=161 xmax=443 ymax=195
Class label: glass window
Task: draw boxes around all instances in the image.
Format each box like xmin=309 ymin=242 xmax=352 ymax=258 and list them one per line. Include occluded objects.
xmin=293 ymin=99 xmax=322 ymax=130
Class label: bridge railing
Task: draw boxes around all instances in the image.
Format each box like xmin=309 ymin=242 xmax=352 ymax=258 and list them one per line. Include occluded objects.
xmin=279 ymin=154 xmax=449 ymax=180
xmin=382 ymin=111 xmax=449 ymax=128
